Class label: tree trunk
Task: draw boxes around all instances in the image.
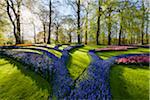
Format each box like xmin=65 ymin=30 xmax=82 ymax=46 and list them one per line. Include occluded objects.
xmin=141 ymin=18 xmax=144 ymax=45
xmin=118 ymin=23 xmax=122 ymax=45
xmin=141 ymin=0 xmax=145 ymax=45
xmin=43 ymin=23 xmax=46 ymax=43
xmin=96 ymin=0 xmax=101 ymax=45
xmin=56 ymin=26 xmax=59 ymax=43
xmin=85 ymin=11 xmax=88 ymax=45
xmin=146 ymin=13 xmax=149 ymax=44
xmin=47 ymin=0 xmax=51 ymax=44
xmin=108 ymin=12 xmax=111 ymax=45
xmin=16 ymin=1 xmax=21 ymax=44
xmin=77 ymin=0 xmax=81 ymax=44
xmin=69 ymin=33 xmax=72 ymax=43
xmin=6 ymin=0 xmax=21 ymax=44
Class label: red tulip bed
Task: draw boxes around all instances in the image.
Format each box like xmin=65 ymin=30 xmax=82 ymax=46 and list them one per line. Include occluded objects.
xmin=95 ymin=46 xmax=137 ymax=52
xmin=115 ymin=55 xmax=150 ymax=65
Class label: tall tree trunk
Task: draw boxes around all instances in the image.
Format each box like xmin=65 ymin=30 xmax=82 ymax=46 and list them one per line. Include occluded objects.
xmin=146 ymin=13 xmax=149 ymax=44
xmin=141 ymin=0 xmax=145 ymax=45
xmin=47 ymin=0 xmax=51 ymax=44
xmin=69 ymin=33 xmax=72 ymax=43
xmin=118 ymin=23 xmax=122 ymax=45
xmin=118 ymin=10 xmax=123 ymax=45
xmin=56 ymin=26 xmax=59 ymax=43
xmin=43 ymin=23 xmax=46 ymax=43
xmin=77 ymin=0 xmax=81 ymax=44
xmin=96 ymin=0 xmax=101 ymax=45
xmin=85 ymin=11 xmax=88 ymax=45
xmin=108 ymin=12 xmax=111 ymax=45
xmin=141 ymin=19 xmax=144 ymax=45
xmin=16 ymin=1 xmax=21 ymax=44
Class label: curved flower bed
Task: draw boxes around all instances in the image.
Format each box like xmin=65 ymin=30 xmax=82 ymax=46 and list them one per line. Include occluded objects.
xmin=115 ymin=54 xmax=149 ymax=65
xmin=96 ymin=47 xmax=127 ymax=51
xmin=0 ymin=46 xmax=58 ymax=61
xmin=62 ymin=50 xmax=113 ymax=99
xmin=0 ymin=50 xmax=53 ymax=80
xmin=107 ymin=46 xmax=138 ymax=49
xmin=95 ymin=46 xmax=138 ymax=52
xmin=51 ymin=51 xmax=73 ymax=98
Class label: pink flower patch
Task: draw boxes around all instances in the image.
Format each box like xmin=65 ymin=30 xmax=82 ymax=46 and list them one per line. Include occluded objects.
xmin=116 ymin=55 xmax=150 ymax=64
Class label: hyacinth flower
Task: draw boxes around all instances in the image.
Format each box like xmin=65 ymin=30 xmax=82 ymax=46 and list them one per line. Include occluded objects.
xmin=65 ymin=50 xmax=112 ymax=100
xmin=51 ymin=54 xmax=74 ymax=98
xmin=0 ymin=50 xmax=54 ymax=81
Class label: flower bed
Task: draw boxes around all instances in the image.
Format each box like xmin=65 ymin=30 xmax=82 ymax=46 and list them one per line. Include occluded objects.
xmin=107 ymin=46 xmax=138 ymax=49
xmin=0 ymin=50 xmax=53 ymax=80
xmin=64 ymin=50 xmax=112 ymax=99
xmin=115 ymin=55 xmax=149 ymax=65
xmin=15 ymin=44 xmax=33 ymax=46
xmin=96 ymin=47 xmax=127 ymax=51
xmin=95 ymin=46 xmax=138 ymax=52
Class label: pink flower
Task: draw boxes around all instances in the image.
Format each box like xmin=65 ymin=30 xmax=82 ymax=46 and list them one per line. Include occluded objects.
xmin=116 ymin=55 xmax=150 ymax=64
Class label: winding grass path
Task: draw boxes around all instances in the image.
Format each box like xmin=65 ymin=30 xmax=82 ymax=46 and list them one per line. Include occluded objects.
xmin=0 ymin=56 xmax=51 ymax=100
xmin=67 ymin=46 xmax=105 ymax=80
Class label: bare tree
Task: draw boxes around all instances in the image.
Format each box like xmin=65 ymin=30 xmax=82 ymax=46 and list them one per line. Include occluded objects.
xmin=5 ymin=0 xmax=22 ymax=44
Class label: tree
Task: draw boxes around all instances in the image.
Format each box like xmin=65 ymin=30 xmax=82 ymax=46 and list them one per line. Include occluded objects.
xmin=5 ymin=0 xmax=22 ymax=44
xmin=77 ymin=0 xmax=81 ymax=44
xmin=141 ymin=0 xmax=146 ymax=45
xmin=54 ymin=18 xmax=61 ymax=43
xmin=66 ymin=0 xmax=82 ymax=44
xmin=96 ymin=0 xmax=102 ymax=45
xmin=47 ymin=0 xmax=52 ymax=44
xmin=62 ymin=15 xmax=76 ymax=43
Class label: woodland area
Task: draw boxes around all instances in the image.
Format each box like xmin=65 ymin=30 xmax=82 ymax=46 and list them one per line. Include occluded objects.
xmin=0 ymin=0 xmax=149 ymax=45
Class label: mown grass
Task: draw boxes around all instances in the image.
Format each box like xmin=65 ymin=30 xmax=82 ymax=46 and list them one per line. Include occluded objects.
xmin=67 ymin=45 xmax=105 ymax=80
xmin=95 ymin=47 xmax=149 ymax=100
xmin=96 ymin=48 xmax=150 ymax=59
xmin=22 ymin=46 xmax=62 ymax=58
xmin=0 ymin=56 xmax=51 ymax=100
xmin=110 ymin=64 xmax=149 ymax=100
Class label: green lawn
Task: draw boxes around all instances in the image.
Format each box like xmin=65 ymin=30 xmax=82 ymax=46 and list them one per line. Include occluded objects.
xmin=0 ymin=56 xmax=51 ymax=100
xmin=96 ymin=48 xmax=150 ymax=59
xmin=95 ymin=47 xmax=150 ymax=100
xmin=22 ymin=46 xmax=62 ymax=58
xmin=110 ymin=64 xmax=149 ymax=100
xmin=67 ymin=45 xmax=105 ymax=80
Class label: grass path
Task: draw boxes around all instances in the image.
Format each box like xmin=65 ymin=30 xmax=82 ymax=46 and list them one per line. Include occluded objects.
xmin=0 ymin=56 xmax=51 ymax=100
xmin=67 ymin=46 xmax=105 ymax=80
